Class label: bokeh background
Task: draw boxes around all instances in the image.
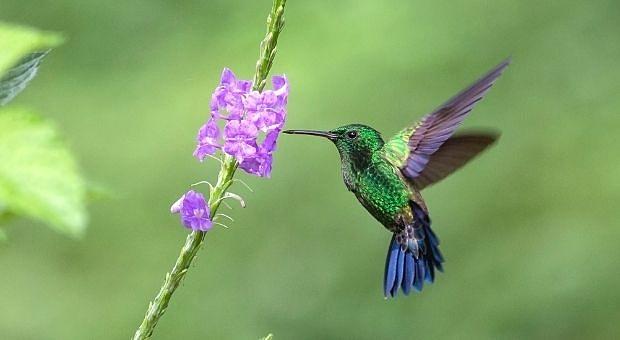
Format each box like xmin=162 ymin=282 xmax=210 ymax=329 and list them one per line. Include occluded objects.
xmin=1 ymin=0 xmax=620 ymax=339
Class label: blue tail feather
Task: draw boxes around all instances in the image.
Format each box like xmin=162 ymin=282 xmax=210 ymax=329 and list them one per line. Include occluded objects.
xmin=401 ymin=252 xmax=414 ymax=295
xmin=383 ymin=204 xmax=444 ymax=298
xmin=413 ymin=257 xmax=425 ymax=291
xmin=383 ymin=235 xmax=400 ymax=297
xmin=392 ymin=249 xmax=405 ymax=297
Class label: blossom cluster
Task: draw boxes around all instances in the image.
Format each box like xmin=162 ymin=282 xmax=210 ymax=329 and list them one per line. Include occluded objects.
xmin=172 ymin=68 xmax=288 ymax=231
xmin=193 ymin=68 xmax=288 ymax=178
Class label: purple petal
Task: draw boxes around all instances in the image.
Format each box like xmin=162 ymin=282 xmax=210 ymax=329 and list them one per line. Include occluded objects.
xmin=222 ymin=119 xmax=259 ymax=162
xmin=171 ymin=190 xmax=212 ymax=232
xmin=193 ymin=118 xmax=221 ymax=161
xmin=223 ymin=141 xmax=257 ymax=162
xmin=239 ymin=152 xmax=273 ymax=177
xmin=200 ymin=118 xmax=220 ymax=139
xmin=170 ymin=196 xmax=183 ymax=213
xmin=193 ymin=144 xmax=217 ymax=161
xmin=237 ymin=80 xmax=252 ymax=93
xmin=261 ymin=90 xmax=277 ymax=106
xmin=272 ymin=75 xmax=288 ymax=106
xmin=210 ymin=68 xmax=253 ymax=120
xmin=272 ymin=75 xmax=287 ymax=92
xmin=261 ymin=129 xmax=280 ymax=153
xmin=220 ymin=68 xmax=237 ymax=87
xmin=224 ymin=119 xmax=258 ymax=139
xmin=243 ymin=92 xmax=262 ymax=111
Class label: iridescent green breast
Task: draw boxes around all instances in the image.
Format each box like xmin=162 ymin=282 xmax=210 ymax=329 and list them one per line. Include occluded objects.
xmin=352 ymin=154 xmax=411 ymax=230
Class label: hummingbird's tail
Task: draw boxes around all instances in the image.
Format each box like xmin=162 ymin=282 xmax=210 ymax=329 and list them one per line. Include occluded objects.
xmin=384 ymin=205 xmax=444 ymax=298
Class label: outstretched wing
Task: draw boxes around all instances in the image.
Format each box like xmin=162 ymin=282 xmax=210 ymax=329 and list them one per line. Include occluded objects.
xmin=381 ymin=59 xmax=509 ymax=186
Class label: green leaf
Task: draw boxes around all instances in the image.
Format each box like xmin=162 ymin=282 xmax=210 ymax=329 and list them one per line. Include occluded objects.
xmin=0 ymin=52 xmax=49 ymax=106
xmin=0 ymin=22 xmax=62 ymax=76
xmin=260 ymin=334 xmax=274 ymax=340
xmin=0 ymin=22 xmax=63 ymax=106
xmin=0 ymin=108 xmax=87 ymax=236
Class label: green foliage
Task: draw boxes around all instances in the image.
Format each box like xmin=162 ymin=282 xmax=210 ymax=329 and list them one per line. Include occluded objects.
xmin=0 ymin=109 xmax=87 ymax=236
xmin=0 ymin=23 xmax=62 ymax=76
xmin=0 ymin=23 xmax=86 ymax=237
xmin=1 ymin=52 xmax=49 ymax=106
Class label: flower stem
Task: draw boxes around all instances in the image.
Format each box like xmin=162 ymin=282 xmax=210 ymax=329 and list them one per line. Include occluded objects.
xmin=132 ymin=1 xmax=287 ymax=339
xmin=253 ymin=0 xmax=288 ymax=92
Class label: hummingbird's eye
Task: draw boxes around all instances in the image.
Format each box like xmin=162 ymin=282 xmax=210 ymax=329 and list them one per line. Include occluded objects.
xmin=346 ymin=130 xmax=358 ymax=139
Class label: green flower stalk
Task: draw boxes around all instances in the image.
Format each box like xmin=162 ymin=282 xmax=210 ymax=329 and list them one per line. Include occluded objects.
xmin=132 ymin=1 xmax=287 ymax=339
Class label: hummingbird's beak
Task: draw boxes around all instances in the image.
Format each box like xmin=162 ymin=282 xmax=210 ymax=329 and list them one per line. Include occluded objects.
xmin=283 ymin=129 xmax=339 ymax=141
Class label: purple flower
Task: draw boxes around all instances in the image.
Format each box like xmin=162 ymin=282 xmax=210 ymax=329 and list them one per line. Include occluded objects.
xmin=170 ymin=196 xmax=183 ymax=214
xmin=193 ymin=68 xmax=288 ymax=177
xmin=261 ymin=128 xmax=280 ymax=153
xmin=193 ymin=118 xmax=221 ymax=161
xmin=239 ymin=151 xmax=273 ymax=177
xmin=223 ymin=119 xmax=258 ymax=162
xmin=238 ymin=129 xmax=280 ymax=177
xmin=210 ymin=68 xmax=252 ymax=119
xmin=170 ymin=190 xmax=212 ymax=231
xmin=244 ymin=76 xmax=288 ymax=132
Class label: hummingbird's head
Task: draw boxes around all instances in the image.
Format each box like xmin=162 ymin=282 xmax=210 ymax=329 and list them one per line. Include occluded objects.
xmin=284 ymin=124 xmax=384 ymax=168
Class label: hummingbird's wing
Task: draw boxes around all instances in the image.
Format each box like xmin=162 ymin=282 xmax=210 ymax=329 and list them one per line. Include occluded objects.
xmin=380 ymin=59 xmax=509 ymax=187
xmin=413 ymin=132 xmax=498 ymax=190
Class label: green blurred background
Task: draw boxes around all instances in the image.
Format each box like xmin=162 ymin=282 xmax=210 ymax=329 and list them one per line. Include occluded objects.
xmin=1 ymin=0 xmax=620 ymax=339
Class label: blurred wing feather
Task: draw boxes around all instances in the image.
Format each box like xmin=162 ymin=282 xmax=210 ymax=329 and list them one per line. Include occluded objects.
xmin=414 ymin=133 xmax=498 ymax=189
xmin=381 ymin=59 xmax=509 ymax=182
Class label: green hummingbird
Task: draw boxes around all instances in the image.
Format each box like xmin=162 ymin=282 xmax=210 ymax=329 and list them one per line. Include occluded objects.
xmin=284 ymin=59 xmax=509 ymax=297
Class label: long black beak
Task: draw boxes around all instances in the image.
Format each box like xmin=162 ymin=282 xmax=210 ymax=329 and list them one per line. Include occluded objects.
xmin=283 ymin=129 xmax=339 ymax=141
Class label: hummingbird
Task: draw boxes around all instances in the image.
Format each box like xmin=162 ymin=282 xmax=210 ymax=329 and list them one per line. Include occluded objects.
xmin=284 ymin=59 xmax=509 ymax=298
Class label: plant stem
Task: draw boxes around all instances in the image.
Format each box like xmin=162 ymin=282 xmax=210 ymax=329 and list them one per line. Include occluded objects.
xmin=132 ymin=1 xmax=287 ymax=339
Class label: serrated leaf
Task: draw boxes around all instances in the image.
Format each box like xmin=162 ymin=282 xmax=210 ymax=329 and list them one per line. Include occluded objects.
xmin=0 ymin=108 xmax=87 ymax=236
xmin=0 ymin=22 xmax=62 ymax=75
xmin=0 ymin=51 xmax=49 ymax=106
